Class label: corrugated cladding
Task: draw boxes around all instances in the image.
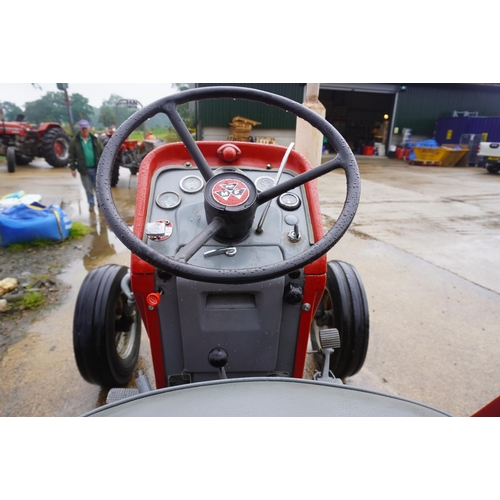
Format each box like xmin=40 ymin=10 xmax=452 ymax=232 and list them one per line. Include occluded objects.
xmin=196 ymin=83 xmax=305 ymax=129
xmin=396 ymin=84 xmax=500 ymax=136
xmin=435 ymin=116 xmax=500 ymax=143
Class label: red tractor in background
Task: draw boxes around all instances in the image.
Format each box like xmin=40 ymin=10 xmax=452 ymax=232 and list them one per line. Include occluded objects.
xmin=0 ymin=112 xmax=70 ymax=173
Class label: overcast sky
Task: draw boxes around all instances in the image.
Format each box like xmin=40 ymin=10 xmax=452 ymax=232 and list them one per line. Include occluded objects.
xmin=0 ymin=83 xmax=180 ymax=109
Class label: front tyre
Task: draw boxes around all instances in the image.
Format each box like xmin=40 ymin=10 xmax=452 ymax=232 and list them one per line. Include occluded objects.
xmin=310 ymin=260 xmax=369 ymax=379
xmin=41 ymin=127 xmax=70 ymax=167
xmin=486 ymin=165 xmax=500 ymax=174
xmin=73 ymin=264 xmax=142 ymax=386
xmin=6 ymin=146 xmax=16 ymax=173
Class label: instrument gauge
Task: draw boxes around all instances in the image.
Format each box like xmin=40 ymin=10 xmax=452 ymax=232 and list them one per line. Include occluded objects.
xmin=255 ymin=175 xmax=275 ymax=193
xmin=277 ymin=192 xmax=301 ymax=211
xmin=156 ymin=191 xmax=181 ymax=209
xmin=180 ymin=175 xmax=204 ymax=194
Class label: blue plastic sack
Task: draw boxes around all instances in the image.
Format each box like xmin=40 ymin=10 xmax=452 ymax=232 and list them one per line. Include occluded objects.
xmin=0 ymin=202 xmax=72 ymax=247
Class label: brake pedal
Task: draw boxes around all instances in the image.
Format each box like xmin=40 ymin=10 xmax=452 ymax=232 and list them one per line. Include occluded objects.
xmin=313 ymin=328 xmax=343 ymax=384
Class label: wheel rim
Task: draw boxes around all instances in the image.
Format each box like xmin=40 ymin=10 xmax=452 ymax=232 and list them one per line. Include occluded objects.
xmin=54 ymin=139 xmax=69 ymax=160
xmin=114 ymin=294 xmax=138 ymax=360
xmin=311 ymin=287 xmax=339 ymax=360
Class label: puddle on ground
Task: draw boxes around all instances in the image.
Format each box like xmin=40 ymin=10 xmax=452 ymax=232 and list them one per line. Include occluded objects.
xmin=0 ymin=171 xmax=154 ymax=416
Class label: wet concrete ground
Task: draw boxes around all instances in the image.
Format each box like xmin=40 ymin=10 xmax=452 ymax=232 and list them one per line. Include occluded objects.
xmin=0 ymin=155 xmax=499 ymax=416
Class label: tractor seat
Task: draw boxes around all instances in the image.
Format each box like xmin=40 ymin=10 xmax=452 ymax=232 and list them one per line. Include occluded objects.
xmin=83 ymin=378 xmax=451 ymax=417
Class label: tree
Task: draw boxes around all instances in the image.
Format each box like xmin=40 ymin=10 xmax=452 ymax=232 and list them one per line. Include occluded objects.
xmin=0 ymin=101 xmax=24 ymax=121
xmin=69 ymin=93 xmax=95 ymax=123
xmin=24 ymin=92 xmax=94 ymax=126
xmin=99 ymin=94 xmax=123 ymax=127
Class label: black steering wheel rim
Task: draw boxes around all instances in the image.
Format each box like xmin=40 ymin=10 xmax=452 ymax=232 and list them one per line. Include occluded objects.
xmin=96 ymin=86 xmax=360 ymax=285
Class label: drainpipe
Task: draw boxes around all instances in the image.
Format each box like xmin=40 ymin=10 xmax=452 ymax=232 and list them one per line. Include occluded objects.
xmin=295 ymin=83 xmax=326 ymax=167
xmin=387 ymin=92 xmax=399 ymax=153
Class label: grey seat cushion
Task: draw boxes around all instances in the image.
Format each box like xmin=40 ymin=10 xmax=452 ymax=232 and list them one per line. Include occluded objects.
xmin=84 ymin=378 xmax=450 ymax=417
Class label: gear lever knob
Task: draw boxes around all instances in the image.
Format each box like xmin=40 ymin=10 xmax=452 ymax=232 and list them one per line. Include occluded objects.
xmin=208 ymin=347 xmax=229 ymax=379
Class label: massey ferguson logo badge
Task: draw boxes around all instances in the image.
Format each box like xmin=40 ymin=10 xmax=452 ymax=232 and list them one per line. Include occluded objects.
xmin=212 ymin=178 xmax=250 ymax=206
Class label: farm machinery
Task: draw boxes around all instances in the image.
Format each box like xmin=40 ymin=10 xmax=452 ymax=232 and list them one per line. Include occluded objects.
xmin=101 ymin=95 xmax=164 ymax=187
xmin=0 ymin=109 xmax=70 ymax=173
xmin=73 ymin=86 xmax=458 ymax=417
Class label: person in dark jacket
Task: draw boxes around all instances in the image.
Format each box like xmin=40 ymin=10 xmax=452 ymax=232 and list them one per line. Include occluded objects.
xmin=68 ymin=119 xmax=104 ymax=212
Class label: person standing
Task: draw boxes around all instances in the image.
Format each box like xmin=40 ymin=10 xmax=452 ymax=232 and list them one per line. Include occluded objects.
xmin=68 ymin=119 xmax=103 ymax=212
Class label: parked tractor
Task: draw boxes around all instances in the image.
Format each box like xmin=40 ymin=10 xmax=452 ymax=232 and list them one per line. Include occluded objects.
xmin=100 ymin=125 xmax=164 ymax=186
xmin=0 ymin=113 xmax=70 ymax=173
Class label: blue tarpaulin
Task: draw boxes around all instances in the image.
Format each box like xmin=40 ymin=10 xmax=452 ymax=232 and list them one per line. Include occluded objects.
xmin=0 ymin=202 xmax=72 ymax=247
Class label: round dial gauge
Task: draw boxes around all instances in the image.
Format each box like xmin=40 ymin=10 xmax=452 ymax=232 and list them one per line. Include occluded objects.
xmin=180 ymin=175 xmax=204 ymax=193
xmin=156 ymin=191 xmax=181 ymax=209
xmin=255 ymin=176 xmax=275 ymax=193
xmin=278 ymin=192 xmax=301 ymax=211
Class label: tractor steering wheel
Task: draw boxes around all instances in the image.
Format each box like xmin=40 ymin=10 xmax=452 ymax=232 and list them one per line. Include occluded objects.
xmin=96 ymin=86 xmax=360 ymax=285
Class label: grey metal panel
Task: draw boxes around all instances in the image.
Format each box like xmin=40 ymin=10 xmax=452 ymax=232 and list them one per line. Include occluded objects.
xmin=320 ymin=83 xmax=401 ymax=94
xmin=177 ymin=271 xmax=285 ymax=373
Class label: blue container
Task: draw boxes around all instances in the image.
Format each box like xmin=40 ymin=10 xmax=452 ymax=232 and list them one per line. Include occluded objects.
xmin=434 ymin=117 xmax=469 ymax=144
xmin=435 ymin=116 xmax=500 ymax=144
xmin=467 ymin=117 xmax=500 ymax=142
xmin=0 ymin=203 xmax=72 ymax=247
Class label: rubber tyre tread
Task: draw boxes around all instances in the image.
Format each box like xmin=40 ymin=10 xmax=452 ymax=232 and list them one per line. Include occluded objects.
xmin=6 ymin=147 xmax=16 ymax=173
xmin=486 ymin=165 xmax=500 ymax=174
xmin=41 ymin=128 xmax=69 ymax=167
xmin=336 ymin=261 xmax=369 ymax=375
xmin=73 ymin=264 xmax=141 ymax=386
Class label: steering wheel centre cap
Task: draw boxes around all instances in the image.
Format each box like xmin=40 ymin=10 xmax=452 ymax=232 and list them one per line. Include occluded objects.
xmin=205 ymin=172 xmax=258 ymax=243
xmin=211 ymin=177 xmax=250 ymax=207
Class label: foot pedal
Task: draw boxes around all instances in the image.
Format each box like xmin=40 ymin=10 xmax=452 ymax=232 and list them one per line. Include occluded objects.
xmin=313 ymin=328 xmax=343 ymax=384
xmin=319 ymin=328 xmax=341 ymax=349
xmin=106 ymin=388 xmax=139 ymax=404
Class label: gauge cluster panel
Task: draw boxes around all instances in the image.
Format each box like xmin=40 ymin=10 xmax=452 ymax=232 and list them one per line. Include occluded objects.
xmin=145 ymin=166 xmax=314 ymax=269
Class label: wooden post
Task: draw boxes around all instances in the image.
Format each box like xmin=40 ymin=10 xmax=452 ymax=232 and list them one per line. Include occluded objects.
xmin=295 ymin=83 xmax=326 ymax=167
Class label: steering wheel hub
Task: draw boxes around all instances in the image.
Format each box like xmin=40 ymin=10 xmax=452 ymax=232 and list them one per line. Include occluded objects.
xmin=205 ymin=171 xmax=258 ymax=243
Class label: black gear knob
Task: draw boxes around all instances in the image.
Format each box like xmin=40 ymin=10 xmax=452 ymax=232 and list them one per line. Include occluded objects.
xmin=208 ymin=347 xmax=229 ymax=379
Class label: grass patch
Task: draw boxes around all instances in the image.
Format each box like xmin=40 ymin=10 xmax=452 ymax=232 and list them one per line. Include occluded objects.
xmin=69 ymin=221 xmax=90 ymax=239
xmin=20 ymin=290 xmax=46 ymax=310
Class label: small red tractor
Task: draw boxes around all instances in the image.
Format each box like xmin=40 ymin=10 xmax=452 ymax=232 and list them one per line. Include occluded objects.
xmin=0 ymin=114 xmax=70 ymax=173
xmin=100 ymin=131 xmax=164 ymax=187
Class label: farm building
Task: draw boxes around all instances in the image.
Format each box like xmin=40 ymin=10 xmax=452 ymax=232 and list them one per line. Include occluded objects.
xmin=192 ymin=83 xmax=500 ymax=156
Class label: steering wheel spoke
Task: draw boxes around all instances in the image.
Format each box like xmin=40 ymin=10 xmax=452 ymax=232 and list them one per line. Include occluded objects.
xmin=257 ymin=155 xmax=345 ymax=206
xmin=162 ymin=101 xmax=213 ymax=181
xmin=173 ymin=217 xmax=225 ymax=263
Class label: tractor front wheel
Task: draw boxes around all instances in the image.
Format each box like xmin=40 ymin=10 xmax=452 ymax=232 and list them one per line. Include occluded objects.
xmin=41 ymin=128 xmax=70 ymax=168
xmin=6 ymin=147 xmax=16 ymax=173
xmin=310 ymin=260 xmax=369 ymax=379
xmin=73 ymin=264 xmax=142 ymax=387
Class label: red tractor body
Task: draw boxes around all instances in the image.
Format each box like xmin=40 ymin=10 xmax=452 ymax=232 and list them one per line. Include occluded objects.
xmin=1 ymin=119 xmax=70 ymax=172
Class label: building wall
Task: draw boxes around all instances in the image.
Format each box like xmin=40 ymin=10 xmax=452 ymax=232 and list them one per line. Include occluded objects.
xmin=394 ymin=84 xmax=500 ymax=137
xmin=196 ymin=83 xmax=305 ymax=130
